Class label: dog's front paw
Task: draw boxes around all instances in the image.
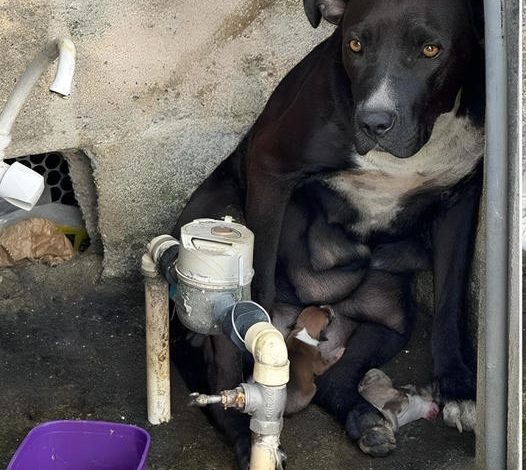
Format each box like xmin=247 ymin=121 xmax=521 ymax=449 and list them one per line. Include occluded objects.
xmin=434 ymin=364 xmax=476 ymax=402
xmin=346 ymin=408 xmax=396 ymax=457
xmin=358 ymin=425 xmax=396 ymax=457
xmin=443 ymin=400 xmax=476 ymax=433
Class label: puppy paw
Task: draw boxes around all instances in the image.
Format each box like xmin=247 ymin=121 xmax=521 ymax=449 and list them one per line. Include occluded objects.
xmin=443 ymin=400 xmax=476 ymax=433
xmin=358 ymin=425 xmax=396 ymax=457
xmin=346 ymin=408 xmax=396 ymax=457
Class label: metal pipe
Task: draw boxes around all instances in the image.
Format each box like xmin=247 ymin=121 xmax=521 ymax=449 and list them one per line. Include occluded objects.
xmin=142 ymin=253 xmax=171 ymax=425
xmin=244 ymin=322 xmax=289 ymax=470
xmin=502 ymin=1 xmax=522 ymax=467
xmin=250 ymin=434 xmax=284 ymax=470
xmin=150 ymin=220 xmax=289 ymax=466
xmin=477 ymin=0 xmax=522 ymax=468
xmin=188 ymin=322 xmax=289 ymax=470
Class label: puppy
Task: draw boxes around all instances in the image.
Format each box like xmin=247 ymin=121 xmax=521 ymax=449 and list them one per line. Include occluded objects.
xmin=358 ymin=369 xmax=439 ymax=432
xmin=285 ymin=306 xmax=345 ymax=415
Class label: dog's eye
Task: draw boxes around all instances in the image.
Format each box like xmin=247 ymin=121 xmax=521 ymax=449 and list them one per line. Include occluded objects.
xmin=348 ymin=39 xmax=362 ymax=53
xmin=422 ymin=44 xmax=440 ymax=58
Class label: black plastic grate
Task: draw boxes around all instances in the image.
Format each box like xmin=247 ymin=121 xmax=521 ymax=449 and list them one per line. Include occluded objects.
xmin=5 ymin=152 xmax=78 ymax=206
xmin=4 ymin=152 xmax=90 ymax=251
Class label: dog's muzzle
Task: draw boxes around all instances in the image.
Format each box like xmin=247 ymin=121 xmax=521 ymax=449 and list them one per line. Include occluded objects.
xmin=357 ymin=109 xmax=397 ymax=138
xmin=353 ymin=107 xmax=426 ymax=159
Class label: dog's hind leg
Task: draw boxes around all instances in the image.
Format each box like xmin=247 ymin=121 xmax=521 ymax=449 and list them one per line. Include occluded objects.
xmin=314 ymin=319 xmax=413 ymax=456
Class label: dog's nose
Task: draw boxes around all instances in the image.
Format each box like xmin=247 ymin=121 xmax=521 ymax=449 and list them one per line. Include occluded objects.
xmin=358 ymin=110 xmax=396 ymax=137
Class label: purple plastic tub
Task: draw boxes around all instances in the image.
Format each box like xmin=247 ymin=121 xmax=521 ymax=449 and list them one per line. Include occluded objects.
xmin=7 ymin=420 xmax=150 ymax=470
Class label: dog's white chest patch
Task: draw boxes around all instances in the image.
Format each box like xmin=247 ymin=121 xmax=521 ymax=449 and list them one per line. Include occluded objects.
xmin=327 ymin=112 xmax=483 ymax=236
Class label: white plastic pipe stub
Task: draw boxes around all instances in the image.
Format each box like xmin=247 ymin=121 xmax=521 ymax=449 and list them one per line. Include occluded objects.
xmin=0 ymin=161 xmax=45 ymax=210
xmin=49 ymin=38 xmax=76 ymax=97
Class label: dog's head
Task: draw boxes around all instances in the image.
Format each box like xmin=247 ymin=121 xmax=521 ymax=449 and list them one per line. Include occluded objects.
xmin=304 ymin=0 xmax=481 ymax=158
xmin=295 ymin=305 xmax=334 ymax=341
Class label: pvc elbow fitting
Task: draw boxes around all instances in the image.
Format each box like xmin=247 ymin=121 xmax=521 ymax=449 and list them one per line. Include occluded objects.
xmin=49 ymin=38 xmax=76 ymax=96
xmin=0 ymin=161 xmax=44 ymax=210
xmin=245 ymin=322 xmax=289 ymax=386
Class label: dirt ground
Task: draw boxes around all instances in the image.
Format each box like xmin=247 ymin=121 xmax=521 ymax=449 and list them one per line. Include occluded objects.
xmin=0 ymin=253 xmax=475 ymax=469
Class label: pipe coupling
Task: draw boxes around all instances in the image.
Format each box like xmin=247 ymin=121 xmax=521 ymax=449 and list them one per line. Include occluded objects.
xmin=148 ymin=234 xmax=179 ymax=265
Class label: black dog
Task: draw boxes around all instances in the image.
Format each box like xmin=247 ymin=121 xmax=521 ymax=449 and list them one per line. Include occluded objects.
xmin=172 ymin=0 xmax=484 ymax=466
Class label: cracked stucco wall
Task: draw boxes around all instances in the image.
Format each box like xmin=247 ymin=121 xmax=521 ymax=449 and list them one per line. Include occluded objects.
xmin=0 ymin=0 xmax=331 ymax=276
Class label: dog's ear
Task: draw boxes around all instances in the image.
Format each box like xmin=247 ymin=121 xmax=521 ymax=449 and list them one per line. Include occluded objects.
xmin=320 ymin=304 xmax=335 ymax=323
xmin=303 ymin=0 xmax=347 ymax=28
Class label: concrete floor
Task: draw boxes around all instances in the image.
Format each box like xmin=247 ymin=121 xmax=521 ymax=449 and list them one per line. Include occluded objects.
xmin=0 ymin=253 xmax=475 ymax=469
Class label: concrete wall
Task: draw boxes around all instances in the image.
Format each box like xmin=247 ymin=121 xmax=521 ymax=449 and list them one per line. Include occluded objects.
xmin=0 ymin=0 xmax=331 ymax=276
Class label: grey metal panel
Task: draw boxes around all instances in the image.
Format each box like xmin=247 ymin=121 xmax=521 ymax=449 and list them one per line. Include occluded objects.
xmin=504 ymin=0 xmax=523 ymax=468
xmin=477 ymin=0 xmax=522 ymax=468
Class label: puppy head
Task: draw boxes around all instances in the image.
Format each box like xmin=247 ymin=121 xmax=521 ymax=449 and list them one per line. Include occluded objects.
xmin=295 ymin=305 xmax=334 ymax=341
xmin=303 ymin=0 xmax=482 ymax=158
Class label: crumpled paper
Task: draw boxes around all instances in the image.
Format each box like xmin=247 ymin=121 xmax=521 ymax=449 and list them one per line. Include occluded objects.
xmin=0 ymin=217 xmax=74 ymax=267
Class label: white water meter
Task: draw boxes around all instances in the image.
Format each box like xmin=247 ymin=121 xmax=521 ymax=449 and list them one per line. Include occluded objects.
xmin=173 ymin=217 xmax=255 ymax=334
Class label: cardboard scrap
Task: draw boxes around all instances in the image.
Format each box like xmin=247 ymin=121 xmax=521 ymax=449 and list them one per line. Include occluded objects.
xmin=0 ymin=217 xmax=75 ymax=267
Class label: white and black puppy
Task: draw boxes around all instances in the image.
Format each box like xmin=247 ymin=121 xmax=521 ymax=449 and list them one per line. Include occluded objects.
xmin=358 ymin=369 xmax=439 ymax=432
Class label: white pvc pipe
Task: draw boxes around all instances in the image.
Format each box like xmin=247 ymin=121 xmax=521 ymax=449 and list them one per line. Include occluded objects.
xmin=0 ymin=38 xmax=76 ymax=211
xmin=142 ymin=253 xmax=171 ymax=425
xmin=250 ymin=434 xmax=281 ymax=470
xmin=0 ymin=160 xmax=45 ymax=210
xmin=0 ymin=38 xmax=76 ymax=159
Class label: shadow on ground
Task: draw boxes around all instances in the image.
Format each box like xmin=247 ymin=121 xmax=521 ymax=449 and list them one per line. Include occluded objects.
xmin=0 ymin=254 xmax=474 ymax=469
